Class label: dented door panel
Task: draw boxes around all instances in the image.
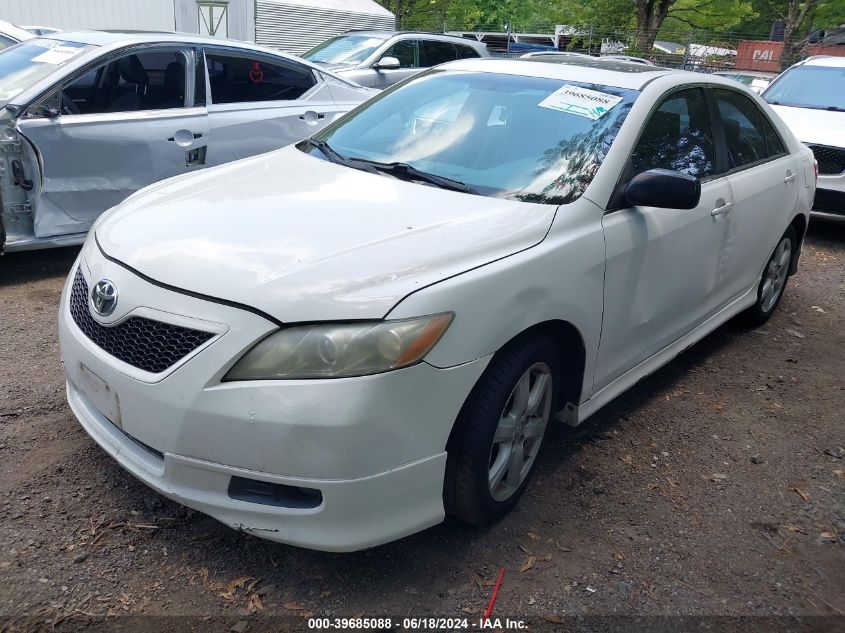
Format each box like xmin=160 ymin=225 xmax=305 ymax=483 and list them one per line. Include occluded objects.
xmin=17 ymin=107 xmax=209 ymax=238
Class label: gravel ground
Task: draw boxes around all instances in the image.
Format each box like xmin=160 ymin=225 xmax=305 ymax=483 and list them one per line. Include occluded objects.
xmin=0 ymin=218 xmax=843 ymax=632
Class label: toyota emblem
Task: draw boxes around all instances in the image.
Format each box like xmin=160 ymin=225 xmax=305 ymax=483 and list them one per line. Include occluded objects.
xmin=91 ymin=279 xmax=118 ymax=316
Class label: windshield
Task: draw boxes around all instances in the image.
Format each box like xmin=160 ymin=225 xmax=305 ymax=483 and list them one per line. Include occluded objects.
xmin=764 ymin=65 xmax=845 ymax=111
xmin=302 ymin=34 xmax=388 ymax=65
xmin=304 ymin=70 xmax=639 ymax=205
xmin=0 ymin=38 xmax=95 ymax=106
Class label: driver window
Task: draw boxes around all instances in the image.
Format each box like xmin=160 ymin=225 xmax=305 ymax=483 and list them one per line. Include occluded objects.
xmin=631 ymin=88 xmax=716 ymax=179
xmin=380 ymin=40 xmax=418 ymax=68
xmin=60 ymin=49 xmax=188 ymax=115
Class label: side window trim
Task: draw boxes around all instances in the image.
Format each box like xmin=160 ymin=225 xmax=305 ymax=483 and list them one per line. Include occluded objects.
xmin=710 ymin=86 xmax=788 ymax=176
xmin=24 ymin=43 xmax=194 ymax=119
xmin=204 ymin=45 xmax=320 ymax=106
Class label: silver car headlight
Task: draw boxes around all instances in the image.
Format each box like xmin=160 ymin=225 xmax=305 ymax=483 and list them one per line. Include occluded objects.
xmin=224 ymin=313 xmax=453 ymax=380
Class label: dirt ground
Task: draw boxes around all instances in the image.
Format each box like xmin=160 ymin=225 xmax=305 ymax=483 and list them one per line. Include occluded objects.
xmin=0 ymin=218 xmax=843 ymax=632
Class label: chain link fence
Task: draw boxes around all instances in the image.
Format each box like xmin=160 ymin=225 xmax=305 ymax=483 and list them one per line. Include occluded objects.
xmin=396 ymin=19 xmax=845 ymax=73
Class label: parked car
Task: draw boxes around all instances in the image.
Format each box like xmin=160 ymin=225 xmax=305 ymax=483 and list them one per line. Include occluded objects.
xmin=713 ymin=70 xmax=776 ymax=94
xmin=0 ymin=31 xmax=374 ymax=253
xmin=763 ymin=56 xmax=844 ymax=215
xmin=520 ymin=51 xmax=593 ymax=60
xmin=0 ymin=19 xmax=34 ymax=50
xmin=60 ymin=57 xmax=813 ymax=551
xmin=600 ymin=54 xmax=654 ymax=65
xmin=20 ymin=26 xmax=62 ymax=36
xmin=301 ymin=30 xmax=489 ymax=89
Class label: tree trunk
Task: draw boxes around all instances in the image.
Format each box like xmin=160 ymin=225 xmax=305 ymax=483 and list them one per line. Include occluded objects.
xmin=780 ymin=0 xmax=818 ymax=70
xmin=633 ymin=0 xmax=675 ymax=54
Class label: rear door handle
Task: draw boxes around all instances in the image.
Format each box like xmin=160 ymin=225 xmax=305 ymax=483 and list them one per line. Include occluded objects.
xmin=784 ymin=171 xmax=797 ymax=184
xmin=711 ymin=201 xmax=732 ymax=217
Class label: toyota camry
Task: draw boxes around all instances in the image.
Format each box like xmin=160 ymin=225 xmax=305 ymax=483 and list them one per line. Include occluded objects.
xmin=59 ymin=57 xmax=815 ymax=551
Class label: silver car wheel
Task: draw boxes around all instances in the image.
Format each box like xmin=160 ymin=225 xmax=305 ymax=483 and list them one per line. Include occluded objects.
xmin=760 ymin=237 xmax=792 ymax=313
xmin=488 ymin=362 xmax=553 ymax=502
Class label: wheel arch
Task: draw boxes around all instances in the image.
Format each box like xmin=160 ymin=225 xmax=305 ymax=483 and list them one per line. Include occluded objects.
xmin=788 ymin=213 xmax=808 ymax=275
xmin=445 ymin=318 xmax=587 ymax=452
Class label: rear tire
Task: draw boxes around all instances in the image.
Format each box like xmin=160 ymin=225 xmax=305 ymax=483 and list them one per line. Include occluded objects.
xmin=444 ymin=333 xmax=559 ymax=525
xmin=740 ymin=226 xmax=796 ymax=326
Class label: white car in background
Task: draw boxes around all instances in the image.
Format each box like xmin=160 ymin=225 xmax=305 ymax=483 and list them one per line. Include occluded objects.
xmin=764 ymin=56 xmax=845 ymax=215
xmin=0 ymin=31 xmax=373 ymax=253
xmin=0 ymin=19 xmax=34 ymax=50
xmin=60 ymin=58 xmax=813 ymax=551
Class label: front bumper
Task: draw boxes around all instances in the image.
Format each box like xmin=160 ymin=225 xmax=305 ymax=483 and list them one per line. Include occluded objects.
xmin=59 ymin=245 xmax=490 ymax=550
xmin=813 ymin=166 xmax=845 ymax=215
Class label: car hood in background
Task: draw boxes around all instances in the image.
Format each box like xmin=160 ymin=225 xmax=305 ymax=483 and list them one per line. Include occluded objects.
xmin=770 ymin=105 xmax=845 ymax=148
xmin=95 ymin=146 xmax=557 ymax=323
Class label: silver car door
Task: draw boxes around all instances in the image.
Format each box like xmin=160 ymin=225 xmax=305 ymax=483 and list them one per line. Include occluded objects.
xmin=203 ymin=48 xmax=337 ymax=167
xmin=370 ymin=39 xmax=421 ymax=89
xmin=17 ymin=46 xmax=208 ymax=239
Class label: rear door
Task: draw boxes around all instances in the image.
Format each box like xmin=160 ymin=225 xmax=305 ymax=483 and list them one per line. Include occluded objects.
xmin=419 ymin=39 xmax=462 ymax=68
xmin=710 ymin=87 xmax=799 ymax=298
xmin=203 ymin=47 xmax=340 ymax=167
xmin=18 ymin=45 xmax=208 ymax=238
xmin=596 ymin=87 xmax=735 ymax=390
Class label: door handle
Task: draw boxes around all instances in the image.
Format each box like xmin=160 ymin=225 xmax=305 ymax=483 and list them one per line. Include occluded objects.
xmin=167 ymin=129 xmax=197 ymax=147
xmin=299 ymin=111 xmax=325 ymax=125
xmin=711 ymin=201 xmax=732 ymax=217
xmin=784 ymin=171 xmax=796 ymax=184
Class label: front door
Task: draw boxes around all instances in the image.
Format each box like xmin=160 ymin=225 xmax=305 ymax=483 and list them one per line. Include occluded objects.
xmin=595 ymin=87 xmax=734 ymax=390
xmin=18 ymin=46 xmax=208 ymax=238
xmin=369 ymin=40 xmax=421 ymax=89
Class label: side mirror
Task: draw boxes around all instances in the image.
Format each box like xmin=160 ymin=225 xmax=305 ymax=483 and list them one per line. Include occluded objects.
xmin=625 ymin=168 xmax=701 ymax=210
xmin=374 ymin=56 xmax=401 ymax=70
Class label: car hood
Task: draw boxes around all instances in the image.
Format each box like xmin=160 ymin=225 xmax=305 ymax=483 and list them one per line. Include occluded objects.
xmin=770 ymin=104 xmax=845 ymax=147
xmin=95 ymin=146 xmax=557 ymax=323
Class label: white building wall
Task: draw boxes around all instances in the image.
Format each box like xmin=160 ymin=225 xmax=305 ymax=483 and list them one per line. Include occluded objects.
xmin=0 ymin=0 xmax=177 ymax=31
xmin=256 ymin=0 xmax=395 ymax=54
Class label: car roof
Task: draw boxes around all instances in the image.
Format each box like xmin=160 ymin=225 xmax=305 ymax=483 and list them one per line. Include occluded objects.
xmin=342 ymin=30 xmax=483 ymax=44
xmin=799 ymin=55 xmax=845 ymax=68
xmin=449 ymin=57 xmax=674 ymax=90
xmin=40 ymin=29 xmax=276 ymax=50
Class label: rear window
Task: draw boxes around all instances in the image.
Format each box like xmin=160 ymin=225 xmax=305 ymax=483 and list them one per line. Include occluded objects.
xmin=0 ymin=38 xmax=96 ymax=106
xmin=764 ymin=64 xmax=845 ymax=111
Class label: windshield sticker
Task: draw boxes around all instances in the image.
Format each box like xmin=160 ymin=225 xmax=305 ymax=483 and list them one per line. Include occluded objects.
xmin=31 ymin=43 xmax=86 ymax=65
xmin=538 ymin=84 xmax=623 ymax=120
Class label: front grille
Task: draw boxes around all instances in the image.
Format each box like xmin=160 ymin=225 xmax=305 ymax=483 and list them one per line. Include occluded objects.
xmin=808 ymin=144 xmax=845 ymax=175
xmin=69 ymin=268 xmax=214 ymax=373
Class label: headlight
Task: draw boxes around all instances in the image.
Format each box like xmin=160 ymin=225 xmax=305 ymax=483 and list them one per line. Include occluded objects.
xmin=223 ymin=313 xmax=453 ymax=380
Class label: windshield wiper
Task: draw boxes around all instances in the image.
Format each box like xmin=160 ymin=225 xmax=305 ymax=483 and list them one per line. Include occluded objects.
xmin=304 ymin=140 xmax=477 ymax=194
xmin=357 ymin=160 xmax=478 ymax=194
xmin=303 ymin=138 xmax=379 ymax=174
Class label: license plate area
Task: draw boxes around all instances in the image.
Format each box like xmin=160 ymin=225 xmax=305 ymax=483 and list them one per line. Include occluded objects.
xmin=78 ymin=362 xmax=122 ymax=428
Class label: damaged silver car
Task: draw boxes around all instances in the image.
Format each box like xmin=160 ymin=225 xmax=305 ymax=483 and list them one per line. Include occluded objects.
xmin=0 ymin=31 xmax=374 ymax=253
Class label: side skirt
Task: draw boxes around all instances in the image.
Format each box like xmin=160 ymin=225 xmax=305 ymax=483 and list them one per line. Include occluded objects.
xmin=557 ymin=286 xmax=758 ymax=427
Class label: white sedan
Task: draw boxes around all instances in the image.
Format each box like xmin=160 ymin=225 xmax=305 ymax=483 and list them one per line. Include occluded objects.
xmin=59 ymin=57 xmax=815 ymax=551
xmin=0 ymin=31 xmax=373 ymax=253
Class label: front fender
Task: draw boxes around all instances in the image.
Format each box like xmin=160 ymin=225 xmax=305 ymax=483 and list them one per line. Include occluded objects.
xmin=386 ymin=199 xmax=606 ymax=402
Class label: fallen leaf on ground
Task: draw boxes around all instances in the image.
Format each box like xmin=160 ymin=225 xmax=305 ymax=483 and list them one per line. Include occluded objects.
xmin=520 ymin=555 xmax=536 ymax=572
xmin=543 ymin=615 xmax=564 ymax=624
xmin=527 ymin=532 xmax=540 ymax=541
xmin=792 ymin=487 xmax=810 ymax=501
xmin=284 ymin=601 xmax=307 ymax=611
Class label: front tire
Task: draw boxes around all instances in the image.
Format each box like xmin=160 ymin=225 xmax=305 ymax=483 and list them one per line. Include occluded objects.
xmin=740 ymin=226 xmax=796 ymax=326
xmin=444 ymin=334 xmax=559 ymax=525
